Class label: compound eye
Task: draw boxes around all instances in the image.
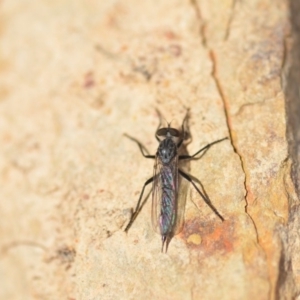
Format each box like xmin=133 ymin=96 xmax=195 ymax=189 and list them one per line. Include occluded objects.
xmin=168 ymin=128 xmax=179 ymax=137
xmin=156 ymin=127 xmax=180 ymax=137
xmin=156 ymin=128 xmax=168 ymax=136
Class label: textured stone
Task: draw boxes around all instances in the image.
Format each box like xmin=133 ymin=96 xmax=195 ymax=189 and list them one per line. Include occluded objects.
xmin=0 ymin=0 xmax=298 ymax=299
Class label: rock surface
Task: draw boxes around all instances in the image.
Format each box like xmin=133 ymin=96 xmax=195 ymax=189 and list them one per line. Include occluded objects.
xmin=0 ymin=0 xmax=299 ymax=299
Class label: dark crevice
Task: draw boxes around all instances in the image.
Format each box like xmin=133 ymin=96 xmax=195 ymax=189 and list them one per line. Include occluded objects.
xmin=224 ymin=0 xmax=237 ymax=41
xmin=208 ymin=50 xmax=259 ymax=243
xmin=285 ymin=0 xmax=300 ymax=200
xmin=190 ymin=0 xmax=207 ymax=47
xmin=280 ymin=35 xmax=289 ymax=89
xmin=275 ymin=239 xmax=294 ymax=300
xmin=0 ymin=240 xmax=47 ymax=258
xmin=189 ymin=1 xmax=259 ymax=242
xmin=280 ymin=0 xmax=300 ymax=298
xmin=234 ymin=92 xmax=281 ymax=116
xmin=190 ymin=0 xmax=300 ymax=298
xmin=209 ymin=51 xmax=233 ymax=145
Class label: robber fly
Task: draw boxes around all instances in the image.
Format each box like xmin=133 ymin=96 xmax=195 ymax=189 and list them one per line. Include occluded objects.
xmin=124 ymin=110 xmax=227 ymax=252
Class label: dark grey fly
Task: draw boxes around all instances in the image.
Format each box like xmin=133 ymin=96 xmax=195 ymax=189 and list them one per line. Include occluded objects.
xmin=124 ymin=111 xmax=227 ymax=252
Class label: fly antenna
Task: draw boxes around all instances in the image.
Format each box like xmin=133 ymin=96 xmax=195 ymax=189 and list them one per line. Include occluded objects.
xmin=167 ymin=119 xmax=174 ymax=128
xmin=155 ymin=108 xmax=169 ymax=129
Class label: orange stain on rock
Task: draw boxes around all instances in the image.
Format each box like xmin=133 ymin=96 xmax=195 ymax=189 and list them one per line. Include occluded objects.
xmin=181 ymin=218 xmax=235 ymax=255
xmin=163 ymin=30 xmax=178 ymax=40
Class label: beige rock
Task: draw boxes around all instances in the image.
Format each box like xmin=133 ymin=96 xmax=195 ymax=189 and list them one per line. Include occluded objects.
xmin=0 ymin=0 xmax=298 ymax=299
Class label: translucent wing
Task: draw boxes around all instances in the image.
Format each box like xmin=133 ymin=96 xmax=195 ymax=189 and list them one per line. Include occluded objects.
xmin=151 ymin=154 xmax=184 ymax=236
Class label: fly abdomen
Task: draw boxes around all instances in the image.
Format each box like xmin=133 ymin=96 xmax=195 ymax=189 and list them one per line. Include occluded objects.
xmin=159 ymin=166 xmax=176 ymax=235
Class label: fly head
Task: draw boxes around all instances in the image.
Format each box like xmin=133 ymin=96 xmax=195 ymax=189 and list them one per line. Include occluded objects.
xmin=156 ymin=127 xmax=180 ymax=140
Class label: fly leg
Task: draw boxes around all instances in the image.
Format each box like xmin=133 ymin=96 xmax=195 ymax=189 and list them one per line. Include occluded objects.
xmin=179 ymin=169 xmax=224 ymax=221
xmin=125 ymin=176 xmax=154 ymax=232
xmin=124 ymin=134 xmax=155 ymax=159
xmin=155 ymin=108 xmax=165 ymax=142
xmin=179 ymin=137 xmax=228 ymax=160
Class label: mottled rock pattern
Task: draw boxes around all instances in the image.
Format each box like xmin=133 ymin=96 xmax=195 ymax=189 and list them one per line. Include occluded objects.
xmin=0 ymin=1 xmax=299 ymax=299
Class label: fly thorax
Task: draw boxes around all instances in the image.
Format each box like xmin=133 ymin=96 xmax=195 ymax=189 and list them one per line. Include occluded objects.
xmin=158 ymin=138 xmax=177 ymax=164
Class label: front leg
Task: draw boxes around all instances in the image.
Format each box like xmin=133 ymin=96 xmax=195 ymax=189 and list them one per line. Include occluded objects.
xmin=124 ymin=133 xmax=155 ymax=159
xmin=179 ymin=137 xmax=228 ymax=160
